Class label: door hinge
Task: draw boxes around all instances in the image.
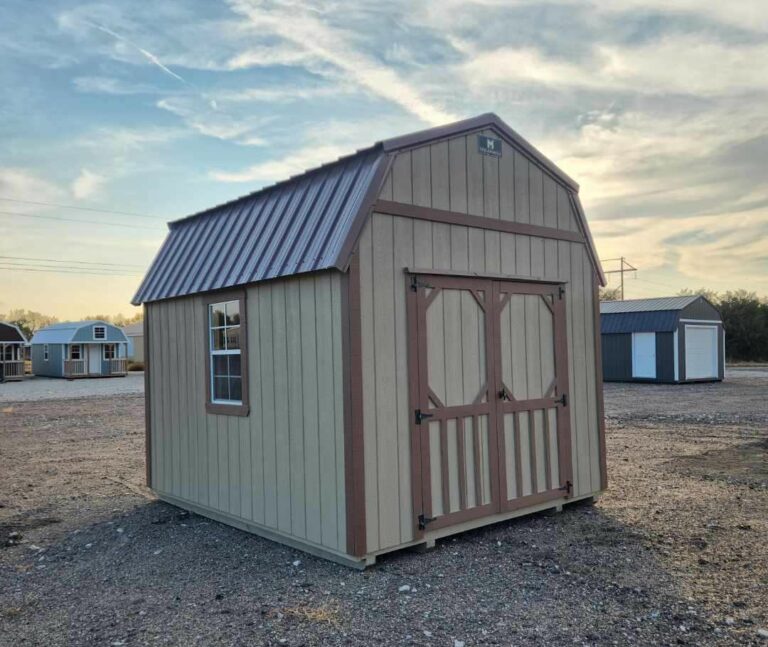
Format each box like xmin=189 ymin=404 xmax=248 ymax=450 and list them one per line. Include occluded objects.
xmin=418 ymin=513 xmax=436 ymax=529
xmin=561 ymin=480 xmax=573 ymax=495
xmin=556 ymin=393 xmax=568 ymax=407
xmin=558 ymin=285 xmax=566 ymax=299
xmin=414 ymin=409 xmax=434 ymax=425
xmin=410 ymin=275 xmax=433 ymax=292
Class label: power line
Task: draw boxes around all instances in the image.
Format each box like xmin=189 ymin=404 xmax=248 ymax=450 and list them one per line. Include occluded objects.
xmin=0 ymin=210 xmax=164 ymax=231
xmin=0 ymin=254 xmax=144 ymax=269
xmin=601 ymin=257 xmax=637 ymax=300
xmin=0 ymin=265 xmax=141 ymax=277
xmin=0 ymin=261 xmax=135 ymax=274
xmin=0 ymin=197 xmax=161 ymax=220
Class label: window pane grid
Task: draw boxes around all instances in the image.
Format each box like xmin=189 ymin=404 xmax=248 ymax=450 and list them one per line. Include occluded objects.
xmin=209 ymin=300 xmax=243 ymax=405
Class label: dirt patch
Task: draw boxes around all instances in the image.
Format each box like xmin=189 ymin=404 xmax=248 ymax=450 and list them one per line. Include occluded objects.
xmin=0 ymin=377 xmax=767 ymax=645
xmin=671 ymin=437 xmax=768 ymax=488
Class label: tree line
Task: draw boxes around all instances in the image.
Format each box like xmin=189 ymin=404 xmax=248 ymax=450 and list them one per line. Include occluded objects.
xmin=599 ymin=288 xmax=768 ymax=362
xmin=0 ymin=309 xmax=142 ymax=340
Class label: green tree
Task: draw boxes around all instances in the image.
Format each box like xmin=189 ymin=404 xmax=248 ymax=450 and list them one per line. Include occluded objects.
xmin=599 ymin=286 xmax=622 ymax=301
xmin=1 ymin=309 xmax=58 ymax=339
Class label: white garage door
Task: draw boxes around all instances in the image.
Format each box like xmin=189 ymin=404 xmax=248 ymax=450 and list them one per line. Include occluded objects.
xmin=632 ymin=332 xmax=656 ymax=379
xmin=685 ymin=325 xmax=718 ymax=379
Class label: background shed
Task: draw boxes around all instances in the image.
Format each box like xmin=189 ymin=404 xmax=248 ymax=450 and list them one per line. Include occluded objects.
xmin=133 ymin=114 xmax=607 ymax=567
xmin=31 ymin=321 xmax=130 ymax=378
xmin=600 ymin=296 xmax=724 ymax=383
xmin=0 ymin=322 xmax=27 ymax=382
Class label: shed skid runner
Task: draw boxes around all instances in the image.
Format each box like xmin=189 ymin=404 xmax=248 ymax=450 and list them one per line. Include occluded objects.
xmin=135 ymin=114 xmax=607 ymax=565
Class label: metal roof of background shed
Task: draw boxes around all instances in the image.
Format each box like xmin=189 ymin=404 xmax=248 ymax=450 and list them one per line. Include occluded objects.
xmin=600 ymin=296 xmax=700 ymax=314
xmin=133 ymin=113 xmax=603 ymax=305
xmin=30 ymin=320 xmax=128 ymax=345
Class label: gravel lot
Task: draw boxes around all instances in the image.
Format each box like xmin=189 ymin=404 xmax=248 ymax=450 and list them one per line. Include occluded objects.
xmin=0 ymin=371 xmax=766 ymax=646
xmin=0 ymin=372 xmax=144 ymax=403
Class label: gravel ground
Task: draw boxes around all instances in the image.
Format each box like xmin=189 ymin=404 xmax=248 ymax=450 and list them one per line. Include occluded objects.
xmin=0 ymin=373 xmax=766 ymax=646
xmin=0 ymin=372 xmax=144 ymax=402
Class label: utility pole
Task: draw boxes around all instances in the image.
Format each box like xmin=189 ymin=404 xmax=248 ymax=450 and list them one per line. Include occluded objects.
xmin=601 ymin=257 xmax=637 ymax=300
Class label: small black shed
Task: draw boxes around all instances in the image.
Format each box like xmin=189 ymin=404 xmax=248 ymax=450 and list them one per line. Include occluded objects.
xmin=601 ymin=296 xmax=724 ymax=383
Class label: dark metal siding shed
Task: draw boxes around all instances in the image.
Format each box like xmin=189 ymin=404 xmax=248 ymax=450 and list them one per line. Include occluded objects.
xmin=600 ymin=296 xmax=723 ymax=383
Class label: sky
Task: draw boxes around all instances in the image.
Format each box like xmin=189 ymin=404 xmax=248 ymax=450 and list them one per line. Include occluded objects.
xmin=1 ymin=0 xmax=767 ymax=320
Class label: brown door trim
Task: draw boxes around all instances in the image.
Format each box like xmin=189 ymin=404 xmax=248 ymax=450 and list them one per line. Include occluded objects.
xmin=375 ymin=199 xmax=586 ymax=244
xmin=409 ymin=274 xmax=574 ymax=536
xmin=405 ymin=266 xmax=566 ymax=285
xmin=492 ymin=282 xmax=573 ymax=513
xmin=410 ymin=274 xmax=501 ymax=532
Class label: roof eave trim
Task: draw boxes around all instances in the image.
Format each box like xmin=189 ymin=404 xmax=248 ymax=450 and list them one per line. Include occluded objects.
xmin=570 ymin=193 xmax=606 ymax=287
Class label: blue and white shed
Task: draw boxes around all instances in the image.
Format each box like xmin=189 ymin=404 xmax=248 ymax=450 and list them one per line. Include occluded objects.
xmin=600 ymin=296 xmax=724 ymax=383
xmin=30 ymin=321 xmax=129 ymax=378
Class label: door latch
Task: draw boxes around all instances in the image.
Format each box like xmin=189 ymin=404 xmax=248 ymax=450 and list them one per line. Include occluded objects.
xmin=560 ymin=480 xmax=573 ymax=495
xmin=498 ymin=386 xmax=511 ymax=401
xmin=418 ymin=513 xmax=436 ymax=529
xmin=414 ymin=409 xmax=434 ymax=425
xmin=555 ymin=393 xmax=568 ymax=407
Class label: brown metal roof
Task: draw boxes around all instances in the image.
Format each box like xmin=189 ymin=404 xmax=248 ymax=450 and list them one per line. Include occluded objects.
xmin=133 ymin=113 xmax=604 ymax=304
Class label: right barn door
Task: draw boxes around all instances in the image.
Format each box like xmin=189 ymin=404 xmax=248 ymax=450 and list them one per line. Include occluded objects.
xmin=494 ymin=282 xmax=572 ymax=510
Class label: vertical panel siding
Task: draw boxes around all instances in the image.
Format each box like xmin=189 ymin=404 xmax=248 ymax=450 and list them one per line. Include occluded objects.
xmin=146 ymin=272 xmax=347 ymax=554
xmin=359 ymin=210 xmax=601 ymax=552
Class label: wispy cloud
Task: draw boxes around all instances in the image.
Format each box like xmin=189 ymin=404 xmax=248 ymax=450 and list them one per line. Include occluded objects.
xmin=71 ymin=168 xmax=105 ymax=199
xmin=73 ymin=75 xmax=159 ymax=95
xmin=211 ymin=144 xmax=348 ymax=183
xmin=227 ymin=0 xmax=457 ymax=125
xmin=81 ymin=20 xmax=190 ymax=86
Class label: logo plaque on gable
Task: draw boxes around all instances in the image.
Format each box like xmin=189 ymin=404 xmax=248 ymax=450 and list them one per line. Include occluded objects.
xmin=478 ymin=134 xmax=502 ymax=157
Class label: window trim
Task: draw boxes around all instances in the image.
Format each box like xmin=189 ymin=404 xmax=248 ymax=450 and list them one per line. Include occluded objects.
xmin=70 ymin=344 xmax=82 ymax=360
xmin=103 ymin=343 xmax=116 ymax=360
xmin=93 ymin=325 xmax=106 ymax=340
xmin=203 ymin=289 xmax=249 ymax=417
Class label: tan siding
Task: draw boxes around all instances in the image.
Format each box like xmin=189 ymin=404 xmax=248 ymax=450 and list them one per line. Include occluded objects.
xmin=358 ymin=212 xmax=602 ymax=551
xmin=146 ymin=272 xmax=347 ymax=554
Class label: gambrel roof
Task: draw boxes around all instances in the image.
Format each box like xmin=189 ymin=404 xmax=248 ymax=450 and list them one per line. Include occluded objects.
xmin=133 ymin=113 xmax=604 ymax=305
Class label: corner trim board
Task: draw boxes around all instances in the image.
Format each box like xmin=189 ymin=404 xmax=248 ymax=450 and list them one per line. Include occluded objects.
xmin=342 ymin=253 xmax=367 ymax=556
xmin=592 ymin=276 xmax=608 ymax=490
xmin=143 ymin=305 xmax=152 ymax=488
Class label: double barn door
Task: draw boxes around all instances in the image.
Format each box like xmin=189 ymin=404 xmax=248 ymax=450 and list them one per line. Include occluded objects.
xmin=408 ymin=274 xmax=572 ymax=533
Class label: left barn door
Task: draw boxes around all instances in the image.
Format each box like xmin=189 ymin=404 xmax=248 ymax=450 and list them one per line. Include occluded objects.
xmin=409 ymin=275 xmax=500 ymax=532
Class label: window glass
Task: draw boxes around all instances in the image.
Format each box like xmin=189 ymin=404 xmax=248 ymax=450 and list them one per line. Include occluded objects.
xmin=94 ymin=326 xmax=106 ymax=340
xmin=70 ymin=345 xmax=81 ymax=360
xmin=103 ymin=344 xmax=116 ymax=360
xmin=208 ymin=299 xmax=244 ymax=406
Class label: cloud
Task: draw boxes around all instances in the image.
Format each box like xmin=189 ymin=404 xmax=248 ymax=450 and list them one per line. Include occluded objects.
xmin=72 ymin=169 xmax=105 ymax=199
xmin=155 ymin=97 xmax=269 ymax=145
xmin=0 ymin=168 xmax=64 ymax=205
xmin=210 ymin=144 xmax=349 ymax=183
xmin=460 ymin=37 xmax=768 ymax=96
xmin=226 ymin=0 xmax=457 ymax=125
xmin=73 ymin=75 xmax=159 ymax=95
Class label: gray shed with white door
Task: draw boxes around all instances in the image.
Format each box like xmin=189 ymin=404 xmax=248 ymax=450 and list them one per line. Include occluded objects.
xmin=133 ymin=113 xmax=607 ymax=567
xmin=601 ymin=296 xmax=724 ymax=383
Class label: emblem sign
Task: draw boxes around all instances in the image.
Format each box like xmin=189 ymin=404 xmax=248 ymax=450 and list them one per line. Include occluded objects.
xmin=478 ymin=134 xmax=502 ymax=157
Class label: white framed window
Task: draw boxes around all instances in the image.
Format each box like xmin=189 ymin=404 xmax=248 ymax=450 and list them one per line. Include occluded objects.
xmin=70 ymin=344 xmax=82 ymax=360
xmin=204 ymin=292 xmax=249 ymax=416
xmin=93 ymin=325 xmax=106 ymax=340
xmin=209 ymin=300 xmax=242 ymax=404
xmin=44 ymin=344 xmax=49 ymax=361
xmin=103 ymin=343 xmax=116 ymax=360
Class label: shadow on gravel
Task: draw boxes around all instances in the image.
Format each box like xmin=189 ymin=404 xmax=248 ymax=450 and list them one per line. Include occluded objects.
xmin=0 ymin=497 xmax=730 ymax=647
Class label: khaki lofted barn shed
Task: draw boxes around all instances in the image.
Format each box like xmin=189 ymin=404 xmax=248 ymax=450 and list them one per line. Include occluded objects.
xmin=133 ymin=114 xmax=607 ymax=567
